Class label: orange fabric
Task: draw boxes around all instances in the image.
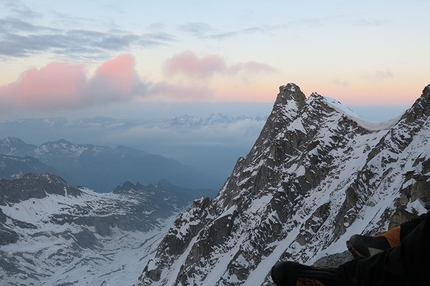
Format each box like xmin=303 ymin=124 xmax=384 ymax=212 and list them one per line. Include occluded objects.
xmin=375 ymin=226 xmax=401 ymax=248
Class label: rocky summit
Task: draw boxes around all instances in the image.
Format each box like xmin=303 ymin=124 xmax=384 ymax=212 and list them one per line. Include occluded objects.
xmin=137 ymin=83 xmax=430 ymax=286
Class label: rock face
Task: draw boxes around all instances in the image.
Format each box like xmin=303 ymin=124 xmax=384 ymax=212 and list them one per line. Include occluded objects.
xmin=137 ymin=83 xmax=430 ymax=286
xmin=0 ymin=174 xmax=212 ymax=285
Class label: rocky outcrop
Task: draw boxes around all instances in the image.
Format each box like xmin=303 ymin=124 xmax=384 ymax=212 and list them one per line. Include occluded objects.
xmin=0 ymin=173 xmax=82 ymax=206
xmin=0 ymin=208 xmax=18 ymax=245
xmin=137 ymin=83 xmax=430 ymax=286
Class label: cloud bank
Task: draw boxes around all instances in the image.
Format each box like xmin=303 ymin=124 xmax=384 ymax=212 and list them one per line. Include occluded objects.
xmin=0 ymin=54 xmax=146 ymax=112
xmin=0 ymin=52 xmax=232 ymax=113
xmin=0 ymin=50 xmax=278 ymax=114
xmin=164 ymin=50 xmax=277 ymax=79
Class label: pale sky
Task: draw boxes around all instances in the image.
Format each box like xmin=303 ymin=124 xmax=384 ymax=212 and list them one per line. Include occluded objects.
xmin=0 ymin=0 xmax=429 ymax=121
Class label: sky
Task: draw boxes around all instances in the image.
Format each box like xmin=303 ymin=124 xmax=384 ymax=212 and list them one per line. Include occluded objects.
xmin=0 ymin=0 xmax=429 ymax=123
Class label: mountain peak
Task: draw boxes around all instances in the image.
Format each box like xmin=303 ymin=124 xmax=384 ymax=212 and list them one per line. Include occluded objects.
xmin=275 ymin=83 xmax=306 ymax=110
xmin=280 ymin=82 xmax=299 ymax=93
xmin=392 ymin=83 xmax=430 ymax=129
xmin=423 ymin=84 xmax=430 ymax=96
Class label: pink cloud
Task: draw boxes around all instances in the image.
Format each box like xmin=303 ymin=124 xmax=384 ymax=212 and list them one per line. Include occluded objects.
xmin=163 ymin=50 xmax=277 ymax=79
xmin=164 ymin=50 xmax=226 ymax=79
xmin=0 ymin=54 xmax=145 ymax=112
xmin=228 ymin=62 xmax=277 ymax=74
xmin=0 ymin=62 xmax=87 ymax=110
xmin=87 ymin=54 xmax=143 ymax=104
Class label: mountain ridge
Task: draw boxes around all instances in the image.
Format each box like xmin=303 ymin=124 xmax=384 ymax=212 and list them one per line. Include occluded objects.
xmin=137 ymin=83 xmax=430 ymax=285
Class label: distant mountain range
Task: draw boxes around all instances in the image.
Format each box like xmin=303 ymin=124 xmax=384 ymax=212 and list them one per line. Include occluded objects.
xmin=165 ymin=113 xmax=267 ymax=127
xmin=0 ymin=113 xmax=265 ymax=133
xmin=0 ymin=113 xmax=267 ymax=187
xmin=0 ymin=137 xmax=221 ymax=192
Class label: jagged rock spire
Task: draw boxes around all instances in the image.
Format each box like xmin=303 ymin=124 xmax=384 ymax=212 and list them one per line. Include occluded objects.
xmin=275 ymin=83 xmax=306 ymax=109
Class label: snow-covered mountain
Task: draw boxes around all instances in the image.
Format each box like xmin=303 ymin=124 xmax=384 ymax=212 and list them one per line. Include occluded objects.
xmin=0 ymin=173 xmax=213 ymax=285
xmin=0 ymin=138 xmax=220 ymax=191
xmin=137 ymin=83 xmax=430 ymax=286
xmin=0 ymin=153 xmax=62 ymax=179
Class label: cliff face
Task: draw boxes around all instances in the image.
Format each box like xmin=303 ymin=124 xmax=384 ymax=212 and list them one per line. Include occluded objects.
xmin=138 ymin=83 xmax=430 ymax=286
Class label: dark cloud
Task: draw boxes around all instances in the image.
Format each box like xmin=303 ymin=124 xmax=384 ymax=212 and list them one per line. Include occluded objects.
xmin=0 ymin=17 xmax=175 ymax=59
xmin=0 ymin=17 xmax=41 ymax=33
